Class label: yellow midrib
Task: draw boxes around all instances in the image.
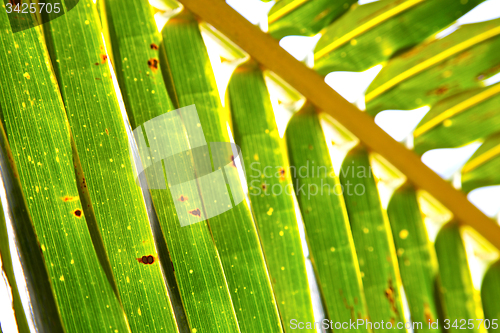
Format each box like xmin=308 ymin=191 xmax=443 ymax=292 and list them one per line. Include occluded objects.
xmin=268 ymin=0 xmax=309 ymax=24
xmin=463 ymin=143 xmax=500 ymax=173
xmin=314 ymin=0 xmax=423 ymax=61
xmin=365 ymin=25 xmax=500 ymax=103
xmin=414 ymin=83 xmax=500 ymax=138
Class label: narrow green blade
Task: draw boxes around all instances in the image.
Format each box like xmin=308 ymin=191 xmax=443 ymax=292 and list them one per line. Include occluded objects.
xmin=414 ymin=83 xmax=500 ymax=155
xmin=161 ymin=10 xmax=282 ymax=332
xmin=0 ymin=8 xmax=129 ymax=333
xmin=103 ymin=0 xmax=239 ymax=332
xmin=0 ymin=123 xmax=58 ymax=333
xmin=228 ymin=63 xmax=315 ymax=330
xmin=481 ymin=260 xmax=500 ymax=333
xmin=42 ymin=0 xmax=180 ymax=332
xmin=387 ymin=183 xmax=442 ymax=332
xmin=340 ymin=146 xmax=407 ymax=331
xmin=286 ymin=105 xmax=369 ymax=332
xmin=0 ymin=200 xmax=30 ymax=333
xmin=314 ymin=0 xmax=484 ymax=74
xmin=434 ymin=222 xmax=480 ymax=333
xmin=268 ymin=0 xmax=356 ymax=40
xmin=461 ymin=132 xmax=500 ymax=193
xmin=365 ymin=18 xmax=500 ymax=115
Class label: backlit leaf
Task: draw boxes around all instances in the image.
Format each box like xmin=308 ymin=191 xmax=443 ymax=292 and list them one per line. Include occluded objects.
xmin=161 ymin=10 xmax=282 ymax=333
xmin=0 ymin=123 xmax=60 ymax=333
xmin=481 ymin=260 xmax=500 ymax=333
xmin=104 ymin=1 xmax=240 ymax=332
xmin=286 ymin=105 xmax=370 ymax=332
xmin=228 ymin=62 xmax=315 ymax=330
xmin=43 ymin=0 xmax=179 ymax=331
xmin=387 ymin=183 xmax=442 ymax=331
xmin=340 ymin=146 xmax=407 ymax=331
xmin=314 ymin=0 xmax=484 ymax=74
xmin=268 ymin=0 xmax=356 ymax=40
xmin=365 ymin=18 xmax=500 ymax=116
xmin=461 ymin=133 xmax=500 ymax=193
xmin=434 ymin=222 xmax=481 ymax=333
xmin=0 ymin=7 xmax=130 ymax=333
xmin=413 ymin=83 xmax=500 ymax=155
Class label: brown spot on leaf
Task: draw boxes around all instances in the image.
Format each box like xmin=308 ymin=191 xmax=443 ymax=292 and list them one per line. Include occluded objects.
xmin=94 ymin=62 xmax=99 ymax=66
xmin=385 ymin=278 xmax=400 ymax=318
xmin=456 ymin=50 xmax=471 ymax=62
xmin=261 ymin=183 xmax=267 ymax=190
xmin=339 ymin=289 xmax=356 ymax=321
xmin=105 ymin=128 xmax=109 ymax=135
xmin=424 ymin=303 xmax=434 ymax=323
xmin=100 ymin=54 xmax=107 ymax=64
xmin=150 ymin=43 xmax=158 ymax=50
xmin=61 ymin=196 xmax=77 ymax=202
xmin=178 ymin=195 xmax=188 ymax=202
xmin=400 ymin=46 xmax=421 ymax=59
xmin=315 ymin=8 xmax=331 ymax=20
xmin=278 ymin=167 xmax=285 ymax=181
xmin=188 ymin=208 xmax=201 ymax=217
xmin=148 ymin=58 xmax=159 ymax=72
xmin=230 ymin=155 xmax=236 ymax=167
xmin=308 ymin=145 xmax=313 ymax=150
xmin=137 ymin=255 xmax=155 ymax=265
xmin=434 ymin=86 xmax=448 ymax=95
xmin=476 ymin=63 xmax=500 ymax=81
xmin=384 ymin=286 xmax=393 ymax=298
xmin=95 ymin=78 xmax=101 ymax=80
xmin=73 ymin=209 xmax=82 ymax=218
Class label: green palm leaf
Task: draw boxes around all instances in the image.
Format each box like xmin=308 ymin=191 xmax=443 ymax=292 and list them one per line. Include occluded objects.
xmin=0 ymin=123 xmax=61 ymax=333
xmin=340 ymin=146 xmax=406 ymax=331
xmin=268 ymin=0 xmax=356 ymax=40
xmin=104 ymin=1 xmax=240 ymax=332
xmin=160 ymin=10 xmax=282 ymax=332
xmin=481 ymin=260 xmax=500 ymax=333
xmin=366 ymin=18 xmax=500 ymax=115
xmin=42 ymin=1 xmax=179 ymax=331
xmin=387 ymin=183 xmax=442 ymax=332
xmin=414 ymin=82 xmax=500 ymax=155
xmin=0 ymin=200 xmax=30 ymax=333
xmin=1 ymin=1 xmax=500 ymax=333
xmin=0 ymin=7 xmax=130 ymax=333
xmin=461 ymin=132 xmax=500 ymax=193
xmin=286 ymin=105 xmax=369 ymax=332
xmin=228 ymin=62 xmax=315 ymax=331
xmin=435 ymin=223 xmax=480 ymax=333
xmin=314 ymin=0 xmax=483 ymax=74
